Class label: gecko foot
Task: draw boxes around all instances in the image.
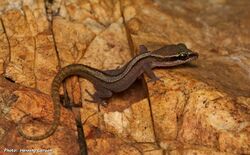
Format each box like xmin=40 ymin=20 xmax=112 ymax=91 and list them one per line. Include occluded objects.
xmin=84 ymin=98 xmax=108 ymax=107
xmin=84 ymin=89 xmax=108 ymax=106
xmin=147 ymin=76 xmax=164 ymax=84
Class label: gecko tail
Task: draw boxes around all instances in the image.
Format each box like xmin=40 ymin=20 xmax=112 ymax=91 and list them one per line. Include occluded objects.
xmin=16 ymin=67 xmax=63 ymax=141
xmin=16 ymin=83 xmax=61 ymax=141
xmin=16 ymin=115 xmax=60 ymax=141
xmin=16 ymin=64 xmax=90 ymax=141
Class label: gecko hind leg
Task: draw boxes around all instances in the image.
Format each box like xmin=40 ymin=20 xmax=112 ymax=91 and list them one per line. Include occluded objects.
xmin=142 ymin=63 xmax=164 ymax=84
xmin=60 ymin=91 xmax=82 ymax=109
xmin=60 ymin=94 xmax=71 ymax=109
xmin=139 ymin=45 xmax=149 ymax=53
xmin=60 ymin=92 xmax=74 ymax=109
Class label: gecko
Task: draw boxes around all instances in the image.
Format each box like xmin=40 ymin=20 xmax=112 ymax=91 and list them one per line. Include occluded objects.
xmin=17 ymin=43 xmax=198 ymax=142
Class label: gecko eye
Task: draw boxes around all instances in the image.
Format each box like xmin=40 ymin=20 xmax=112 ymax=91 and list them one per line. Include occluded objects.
xmin=179 ymin=52 xmax=188 ymax=60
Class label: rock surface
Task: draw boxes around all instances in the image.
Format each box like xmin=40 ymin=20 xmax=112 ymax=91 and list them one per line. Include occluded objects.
xmin=0 ymin=0 xmax=249 ymax=155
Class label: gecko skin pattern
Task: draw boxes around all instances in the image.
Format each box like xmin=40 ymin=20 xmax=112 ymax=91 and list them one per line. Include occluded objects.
xmin=17 ymin=43 xmax=198 ymax=141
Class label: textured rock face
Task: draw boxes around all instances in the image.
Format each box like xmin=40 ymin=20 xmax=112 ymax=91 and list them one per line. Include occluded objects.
xmin=0 ymin=0 xmax=249 ymax=155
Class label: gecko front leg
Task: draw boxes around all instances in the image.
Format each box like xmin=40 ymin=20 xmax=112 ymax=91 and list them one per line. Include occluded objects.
xmin=142 ymin=63 xmax=163 ymax=83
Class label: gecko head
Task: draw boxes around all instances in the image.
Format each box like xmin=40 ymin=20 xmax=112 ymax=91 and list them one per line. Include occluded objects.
xmin=150 ymin=43 xmax=198 ymax=67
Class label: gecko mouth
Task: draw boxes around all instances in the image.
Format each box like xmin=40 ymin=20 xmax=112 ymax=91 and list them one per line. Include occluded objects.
xmin=188 ymin=52 xmax=198 ymax=61
xmin=169 ymin=52 xmax=198 ymax=61
xmin=153 ymin=52 xmax=198 ymax=67
xmin=180 ymin=52 xmax=198 ymax=60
